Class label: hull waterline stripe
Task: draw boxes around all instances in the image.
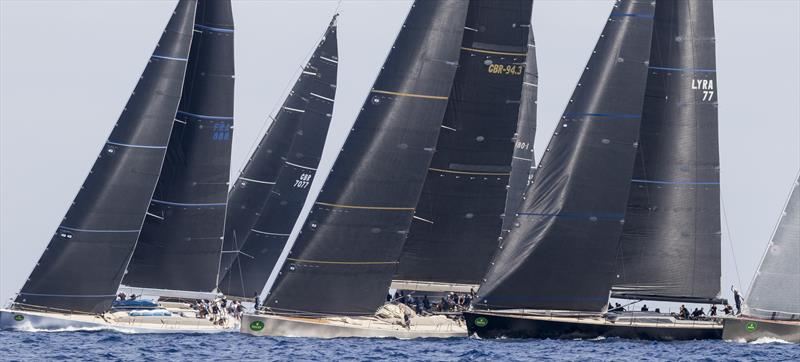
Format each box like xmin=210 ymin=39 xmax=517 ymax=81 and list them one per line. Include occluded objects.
xmin=151 ymin=199 xmax=227 ymax=207
xmin=176 ymin=111 xmax=234 ymax=120
xmin=151 ymin=55 xmax=188 ymax=62
xmin=429 ymin=167 xmax=510 ymax=176
xmin=286 ymin=258 xmax=398 ymax=265
xmin=315 ymin=202 xmax=414 ymax=211
xmin=371 ymin=89 xmax=448 ymax=100
xmin=460 ymin=47 xmax=526 ymax=57
xmin=310 ymin=92 xmax=335 ymax=102
xmin=106 ymin=141 xmax=167 ymax=149
xmin=58 ymin=226 xmax=140 ymax=233
xmin=632 ymin=179 xmax=720 ymax=185
xmin=194 ymin=24 xmax=234 ymax=33
xmin=239 ymin=177 xmax=276 ymax=185
xmin=251 ymin=229 xmax=291 ymax=237
xmin=648 ymin=66 xmax=717 ymax=73
xmin=285 ymin=161 xmax=317 ymax=171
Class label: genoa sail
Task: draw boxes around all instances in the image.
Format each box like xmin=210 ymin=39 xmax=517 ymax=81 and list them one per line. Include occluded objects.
xmin=217 ymin=17 xmax=339 ymax=299
xmin=501 ymin=27 xmax=539 ymax=238
xmin=14 ymin=0 xmax=197 ymax=314
xmin=475 ymin=0 xmax=655 ymax=312
xmin=124 ymin=0 xmax=235 ymax=293
xmin=265 ymin=0 xmax=468 ymax=316
xmin=745 ymin=171 xmax=800 ymax=320
xmin=394 ymin=0 xmax=533 ymax=288
xmin=612 ymin=0 xmax=722 ymax=304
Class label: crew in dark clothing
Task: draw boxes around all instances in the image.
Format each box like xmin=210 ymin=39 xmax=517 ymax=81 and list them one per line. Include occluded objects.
xmin=253 ymin=292 xmax=260 ymax=311
xmin=393 ymin=291 xmax=401 ymax=303
xmin=640 ymin=304 xmax=649 ymax=312
xmin=710 ymin=305 xmax=718 ymax=317
xmin=117 ymin=292 xmax=127 ymax=301
xmin=723 ymin=304 xmax=733 ymax=315
xmin=679 ymin=305 xmax=689 ymax=319
xmin=386 ymin=294 xmax=392 ymax=302
xmin=129 ymin=294 xmax=138 ymax=300
xmin=732 ymin=287 xmax=742 ymax=315
xmin=423 ymin=295 xmax=430 ymax=311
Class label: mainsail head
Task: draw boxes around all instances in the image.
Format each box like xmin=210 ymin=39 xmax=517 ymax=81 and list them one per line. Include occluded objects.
xmin=475 ymin=0 xmax=655 ymax=313
xmin=14 ymin=0 xmax=198 ymax=314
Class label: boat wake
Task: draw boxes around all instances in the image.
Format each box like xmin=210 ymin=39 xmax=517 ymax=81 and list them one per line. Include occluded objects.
xmin=10 ymin=324 xmax=140 ymax=334
xmin=747 ymin=337 xmax=792 ymax=345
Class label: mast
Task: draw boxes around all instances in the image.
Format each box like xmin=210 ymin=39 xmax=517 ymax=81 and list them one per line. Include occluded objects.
xmin=744 ymin=171 xmax=800 ymax=320
xmin=475 ymin=0 xmax=655 ymax=312
xmin=14 ymin=0 xmax=197 ymax=314
xmin=501 ymin=27 xmax=539 ymax=239
xmin=394 ymin=0 xmax=533 ymax=290
xmin=124 ymin=0 xmax=235 ymax=293
xmin=265 ymin=0 xmax=469 ymax=316
xmin=218 ymin=16 xmax=339 ymax=298
xmin=611 ymin=0 xmax=723 ymax=304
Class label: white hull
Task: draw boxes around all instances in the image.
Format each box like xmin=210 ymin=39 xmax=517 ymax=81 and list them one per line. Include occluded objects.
xmin=241 ymin=313 xmax=467 ymax=339
xmin=0 ymin=308 xmax=237 ymax=334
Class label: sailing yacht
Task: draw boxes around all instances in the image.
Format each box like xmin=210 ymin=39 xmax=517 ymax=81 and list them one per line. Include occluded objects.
xmin=723 ymin=172 xmax=800 ymax=343
xmin=1 ymin=0 xmax=238 ymax=333
xmin=241 ymin=0 xmax=470 ymax=338
xmin=465 ymin=0 xmax=726 ymax=340
xmin=392 ymin=0 xmax=536 ymax=297
xmin=217 ymin=15 xmax=339 ymax=300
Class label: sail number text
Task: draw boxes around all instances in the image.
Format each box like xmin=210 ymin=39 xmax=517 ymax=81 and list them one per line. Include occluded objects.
xmin=293 ymin=173 xmax=312 ymax=189
xmin=487 ymin=64 xmax=523 ymax=76
xmin=692 ymin=79 xmax=715 ymax=102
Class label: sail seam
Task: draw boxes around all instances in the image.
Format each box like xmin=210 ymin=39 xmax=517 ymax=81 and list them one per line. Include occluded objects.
xmin=238 ymin=177 xmax=276 ymax=185
xmin=371 ymin=89 xmax=448 ymax=100
xmin=648 ymin=66 xmax=716 ymax=73
xmin=631 ymin=179 xmax=720 ymax=185
xmin=194 ymin=24 xmax=234 ymax=33
xmin=282 ymin=107 xmax=305 ymax=113
xmin=310 ymin=92 xmax=334 ymax=102
xmin=286 ymin=258 xmax=398 ymax=265
xmin=106 ymin=141 xmax=167 ymax=149
xmin=251 ymin=229 xmax=291 ymax=237
xmin=150 ymin=199 xmax=227 ymax=207
xmin=315 ymin=202 xmax=414 ymax=211
xmin=151 ymin=55 xmax=188 ymax=62
xmin=176 ymin=110 xmax=234 ymax=120
xmin=428 ymin=167 xmax=510 ymax=176
xmin=460 ymin=47 xmax=526 ymax=57
xmin=517 ymin=212 xmax=624 ymax=220
xmin=58 ymin=226 xmax=140 ymax=233
xmin=285 ymin=161 xmax=317 ymax=171
xmin=319 ymin=56 xmax=338 ymax=64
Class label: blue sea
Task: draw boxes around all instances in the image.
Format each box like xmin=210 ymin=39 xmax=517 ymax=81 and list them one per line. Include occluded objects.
xmin=1 ymin=330 xmax=798 ymax=361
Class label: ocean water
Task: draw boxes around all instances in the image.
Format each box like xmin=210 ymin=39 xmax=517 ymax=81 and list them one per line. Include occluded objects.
xmin=1 ymin=330 xmax=798 ymax=361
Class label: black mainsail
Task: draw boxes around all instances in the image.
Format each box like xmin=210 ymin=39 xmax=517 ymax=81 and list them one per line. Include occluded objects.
xmin=124 ymin=0 xmax=235 ymax=293
xmin=265 ymin=0 xmax=468 ymax=316
xmin=217 ymin=17 xmax=339 ymax=298
xmin=476 ymin=0 xmax=655 ymax=312
xmin=612 ymin=0 xmax=722 ymax=304
xmin=744 ymin=172 xmax=800 ymax=320
xmin=394 ymin=0 xmax=533 ymax=288
xmin=14 ymin=0 xmax=197 ymax=314
xmin=501 ymin=28 xmax=538 ymax=237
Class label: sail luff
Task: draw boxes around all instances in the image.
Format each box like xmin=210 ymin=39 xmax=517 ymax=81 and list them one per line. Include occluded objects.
xmin=476 ymin=0 xmax=656 ymax=313
xmin=612 ymin=0 xmax=722 ymax=303
xmin=14 ymin=0 xmax=198 ymax=314
xmin=265 ymin=0 xmax=469 ymax=316
xmin=394 ymin=0 xmax=534 ymax=287
xmin=502 ymin=27 xmax=539 ymax=238
xmin=124 ymin=0 xmax=235 ymax=292
xmin=217 ymin=18 xmax=339 ymax=298
xmin=744 ymin=171 xmax=800 ymax=320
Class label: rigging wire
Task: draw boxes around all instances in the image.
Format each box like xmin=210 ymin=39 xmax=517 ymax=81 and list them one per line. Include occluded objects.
xmin=720 ymin=193 xmax=743 ymax=293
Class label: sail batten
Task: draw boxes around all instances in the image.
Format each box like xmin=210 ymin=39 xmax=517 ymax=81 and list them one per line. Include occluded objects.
xmin=124 ymin=0 xmax=235 ymax=293
xmin=14 ymin=0 xmax=198 ymax=314
xmin=395 ymin=0 xmax=534 ymax=287
xmin=265 ymin=0 xmax=469 ymax=316
xmin=476 ymin=0 xmax=656 ymax=313
xmin=217 ymin=17 xmax=339 ymax=299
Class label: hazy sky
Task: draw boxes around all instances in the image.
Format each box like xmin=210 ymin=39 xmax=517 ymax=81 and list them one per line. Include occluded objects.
xmin=1 ymin=0 xmax=798 ymax=308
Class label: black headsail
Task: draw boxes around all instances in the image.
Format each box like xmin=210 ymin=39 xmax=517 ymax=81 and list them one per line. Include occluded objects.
xmin=265 ymin=0 xmax=468 ymax=316
xmin=124 ymin=0 xmax=235 ymax=292
xmin=394 ymin=0 xmax=533 ymax=289
xmin=501 ymin=28 xmax=538 ymax=238
xmin=612 ymin=0 xmax=722 ymax=304
xmin=217 ymin=17 xmax=339 ymax=298
xmin=475 ymin=0 xmax=655 ymax=312
xmin=14 ymin=0 xmax=197 ymax=314
xmin=745 ymin=171 xmax=800 ymax=320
